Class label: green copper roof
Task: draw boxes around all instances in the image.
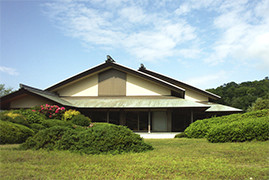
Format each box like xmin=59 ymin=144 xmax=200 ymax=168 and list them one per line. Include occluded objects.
xmin=61 ymin=97 xmax=210 ymax=109
xmin=21 ymin=84 xmax=72 ymax=106
xmin=198 ymin=102 xmax=242 ymax=112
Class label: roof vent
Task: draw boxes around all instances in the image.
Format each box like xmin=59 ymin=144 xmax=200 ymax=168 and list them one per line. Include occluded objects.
xmin=138 ymin=63 xmax=146 ymax=71
xmin=106 ymin=55 xmax=115 ymax=63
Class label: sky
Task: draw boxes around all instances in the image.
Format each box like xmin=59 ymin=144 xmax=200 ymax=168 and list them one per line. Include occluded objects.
xmin=0 ymin=0 xmax=269 ymax=91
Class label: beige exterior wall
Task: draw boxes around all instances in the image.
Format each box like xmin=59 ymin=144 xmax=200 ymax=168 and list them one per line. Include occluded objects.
xmin=10 ymin=95 xmax=53 ymax=109
xmin=185 ymin=90 xmax=208 ymax=101
xmin=126 ymin=74 xmax=171 ymax=96
xmin=57 ymin=75 xmax=98 ymax=96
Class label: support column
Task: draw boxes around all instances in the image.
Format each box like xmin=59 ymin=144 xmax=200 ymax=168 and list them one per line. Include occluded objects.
xmin=137 ymin=112 xmax=140 ymax=131
xmin=107 ymin=111 xmax=109 ymax=123
xmin=148 ymin=111 xmax=151 ymax=133
xmin=190 ymin=110 xmax=193 ymax=123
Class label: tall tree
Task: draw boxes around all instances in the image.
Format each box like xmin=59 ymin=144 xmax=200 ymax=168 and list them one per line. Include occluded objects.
xmin=0 ymin=84 xmax=14 ymax=97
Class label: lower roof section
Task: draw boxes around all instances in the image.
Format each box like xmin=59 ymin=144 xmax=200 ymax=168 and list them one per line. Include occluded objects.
xmin=198 ymin=102 xmax=242 ymax=112
xmin=61 ymin=96 xmax=210 ymax=109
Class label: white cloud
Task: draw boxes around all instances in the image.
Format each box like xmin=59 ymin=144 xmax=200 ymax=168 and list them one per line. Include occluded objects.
xmin=185 ymin=70 xmax=227 ymax=89
xmin=0 ymin=66 xmax=19 ymax=76
xmin=42 ymin=0 xmax=269 ymax=68
xmin=42 ymin=0 xmax=197 ymax=62
xmin=203 ymin=0 xmax=269 ymax=69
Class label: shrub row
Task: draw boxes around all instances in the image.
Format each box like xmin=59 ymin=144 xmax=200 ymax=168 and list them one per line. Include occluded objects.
xmin=0 ymin=120 xmax=34 ymax=144
xmin=184 ymin=109 xmax=269 ymax=139
xmin=181 ymin=110 xmax=269 ymax=143
xmin=21 ymin=123 xmax=153 ymax=154
xmin=0 ymin=107 xmax=91 ymax=144
xmin=207 ymin=116 xmax=269 ymax=143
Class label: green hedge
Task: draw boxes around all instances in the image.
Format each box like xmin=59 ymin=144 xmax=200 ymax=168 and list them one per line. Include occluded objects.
xmin=21 ymin=123 xmax=153 ymax=154
xmin=184 ymin=109 xmax=269 ymax=139
xmin=41 ymin=119 xmax=74 ymax=128
xmin=14 ymin=109 xmax=46 ymax=124
xmin=21 ymin=126 xmax=71 ymax=150
xmin=0 ymin=120 xmax=34 ymax=144
xmin=71 ymin=114 xmax=91 ymax=126
xmin=207 ymin=116 xmax=269 ymax=143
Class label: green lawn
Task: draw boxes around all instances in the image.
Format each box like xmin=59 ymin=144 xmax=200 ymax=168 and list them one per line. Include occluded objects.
xmin=1 ymin=138 xmax=268 ymax=179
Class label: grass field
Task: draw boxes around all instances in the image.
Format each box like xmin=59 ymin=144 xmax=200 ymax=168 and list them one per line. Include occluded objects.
xmin=1 ymin=138 xmax=268 ymax=179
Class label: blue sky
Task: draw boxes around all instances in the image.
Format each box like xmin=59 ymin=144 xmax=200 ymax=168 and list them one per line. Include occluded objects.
xmin=1 ymin=0 xmax=268 ymax=91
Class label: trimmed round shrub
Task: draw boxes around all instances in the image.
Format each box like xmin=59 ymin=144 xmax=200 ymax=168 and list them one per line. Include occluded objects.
xmin=21 ymin=126 xmax=71 ymax=150
xmin=21 ymin=123 xmax=153 ymax=154
xmin=0 ymin=120 xmax=34 ymax=144
xmin=41 ymin=119 xmax=74 ymax=128
xmin=71 ymin=114 xmax=91 ymax=126
xmin=0 ymin=111 xmax=29 ymax=127
xmin=63 ymin=109 xmax=81 ymax=121
xmin=30 ymin=123 xmax=45 ymax=134
xmin=207 ymin=116 xmax=269 ymax=143
xmin=14 ymin=109 xmax=46 ymax=124
xmin=184 ymin=109 xmax=269 ymax=138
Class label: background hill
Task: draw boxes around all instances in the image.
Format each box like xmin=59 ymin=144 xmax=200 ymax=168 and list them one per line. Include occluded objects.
xmin=206 ymin=77 xmax=269 ymax=111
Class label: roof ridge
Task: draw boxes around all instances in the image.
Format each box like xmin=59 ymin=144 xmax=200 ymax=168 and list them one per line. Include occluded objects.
xmin=138 ymin=68 xmax=221 ymax=99
xmin=20 ymin=84 xmax=58 ymax=96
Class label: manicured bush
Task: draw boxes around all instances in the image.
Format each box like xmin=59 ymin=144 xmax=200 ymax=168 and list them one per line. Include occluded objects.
xmin=0 ymin=120 xmax=34 ymax=144
xmin=21 ymin=126 xmax=71 ymax=150
xmin=184 ymin=109 xmax=269 ymax=138
xmin=0 ymin=111 xmax=29 ymax=127
xmin=71 ymin=114 xmax=91 ymax=126
xmin=14 ymin=109 xmax=46 ymax=124
xmin=63 ymin=109 xmax=81 ymax=121
xmin=41 ymin=119 xmax=74 ymax=128
xmin=207 ymin=116 xmax=269 ymax=143
xmin=21 ymin=123 xmax=153 ymax=154
xmin=30 ymin=123 xmax=45 ymax=134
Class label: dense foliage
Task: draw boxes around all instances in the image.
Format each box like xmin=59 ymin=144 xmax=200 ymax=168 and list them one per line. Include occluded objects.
xmin=70 ymin=114 xmax=91 ymax=126
xmin=206 ymin=77 xmax=269 ymax=111
xmin=21 ymin=123 xmax=153 ymax=154
xmin=182 ymin=110 xmax=269 ymax=143
xmin=247 ymin=98 xmax=269 ymax=112
xmin=0 ymin=120 xmax=34 ymax=144
xmin=0 ymin=84 xmax=13 ymax=97
xmin=207 ymin=116 xmax=269 ymax=143
xmin=62 ymin=109 xmax=81 ymax=121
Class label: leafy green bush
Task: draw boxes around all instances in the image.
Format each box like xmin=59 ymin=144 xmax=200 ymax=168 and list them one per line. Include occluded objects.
xmin=0 ymin=111 xmax=29 ymax=127
xmin=207 ymin=116 xmax=269 ymax=143
xmin=71 ymin=114 xmax=91 ymax=126
xmin=63 ymin=109 xmax=81 ymax=121
xmin=184 ymin=110 xmax=269 ymax=138
xmin=0 ymin=120 xmax=34 ymax=144
xmin=21 ymin=123 xmax=153 ymax=154
xmin=14 ymin=109 xmax=46 ymax=124
xmin=21 ymin=126 xmax=71 ymax=150
xmin=41 ymin=119 xmax=74 ymax=128
xmin=30 ymin=123 xmax=45 ymax=134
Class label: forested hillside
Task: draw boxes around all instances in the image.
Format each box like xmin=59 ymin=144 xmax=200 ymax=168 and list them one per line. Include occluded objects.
xmin=206 ymin=77 xmax=269 ymax=111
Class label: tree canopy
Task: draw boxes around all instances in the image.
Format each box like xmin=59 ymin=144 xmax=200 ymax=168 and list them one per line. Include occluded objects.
xmin=0 ymin=84 xmax=14 ymax=97
xmin=206 ymin=77 xmax=269 ymax=111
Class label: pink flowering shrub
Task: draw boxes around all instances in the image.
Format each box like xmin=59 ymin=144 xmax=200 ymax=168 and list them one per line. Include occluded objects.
xmin=37 ymin=104 xmax=66 ymax=119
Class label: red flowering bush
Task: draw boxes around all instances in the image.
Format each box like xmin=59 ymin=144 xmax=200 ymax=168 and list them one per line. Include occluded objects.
xmin=37 ymin=104 xmax=66 ymax=119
